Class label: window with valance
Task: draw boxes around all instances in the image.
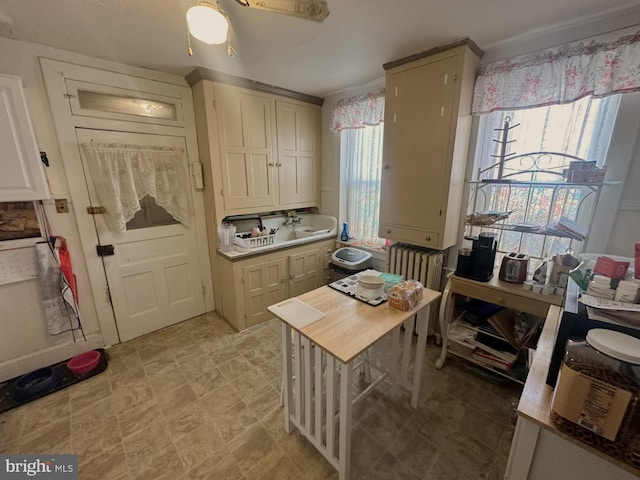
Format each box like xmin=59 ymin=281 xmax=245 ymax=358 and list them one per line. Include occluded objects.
xmin=330 ymin=89 xmax=385 ymax=245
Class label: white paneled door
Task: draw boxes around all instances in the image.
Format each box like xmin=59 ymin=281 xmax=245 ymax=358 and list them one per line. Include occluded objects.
xmin=75 ymin=128 xmax=205 ymax=342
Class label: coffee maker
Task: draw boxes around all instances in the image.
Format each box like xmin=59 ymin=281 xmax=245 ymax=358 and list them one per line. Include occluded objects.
xmin=455 ymin=232 xmax=498 ymax=282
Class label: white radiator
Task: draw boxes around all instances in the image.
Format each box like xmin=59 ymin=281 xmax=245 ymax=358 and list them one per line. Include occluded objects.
xmin=386 ymin=243 xmax=443 ymax=336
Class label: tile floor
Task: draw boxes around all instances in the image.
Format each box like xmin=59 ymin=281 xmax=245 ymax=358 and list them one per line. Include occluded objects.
xmin=0 ymin=312 xmax=521 ymax=479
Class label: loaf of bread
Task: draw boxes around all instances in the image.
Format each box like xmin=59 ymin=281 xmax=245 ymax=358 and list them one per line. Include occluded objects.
xmin=387 ymin=280 xmax=423 ymax=310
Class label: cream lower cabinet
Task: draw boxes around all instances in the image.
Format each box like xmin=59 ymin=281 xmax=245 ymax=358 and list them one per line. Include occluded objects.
xmin=378 ymin=39 xmax=481 ymax=250
xmin=218 ymin=239 xmax=334 ymax=330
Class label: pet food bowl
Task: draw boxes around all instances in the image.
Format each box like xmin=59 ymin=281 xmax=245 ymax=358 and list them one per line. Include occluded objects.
xmin=67 ymin=350 xmax=101 ymax=375
xmin=11 ymin=367 xmax=60 ymax=400
xmin=358 ymin=274 xmax=385 ymax=289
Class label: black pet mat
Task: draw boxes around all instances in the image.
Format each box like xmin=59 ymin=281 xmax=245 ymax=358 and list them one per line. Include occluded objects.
xmin=0 ymin=349 xmax=108 ymax=415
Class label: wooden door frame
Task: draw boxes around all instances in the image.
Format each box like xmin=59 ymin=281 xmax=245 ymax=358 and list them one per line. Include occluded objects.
xmin=40 ymin=58 xmax=214 ymax=346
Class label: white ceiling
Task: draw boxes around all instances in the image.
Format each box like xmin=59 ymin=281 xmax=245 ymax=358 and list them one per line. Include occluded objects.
xmin=1 ymin=0 xmax=640 ymax=98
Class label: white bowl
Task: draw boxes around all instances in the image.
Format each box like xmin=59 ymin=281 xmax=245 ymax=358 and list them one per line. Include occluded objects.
xmin=358 ymin=274 xmax=385 ymax=289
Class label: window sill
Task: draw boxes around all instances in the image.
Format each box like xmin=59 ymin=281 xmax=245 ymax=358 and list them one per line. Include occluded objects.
xmin=336 ymin=239 xmax=387 ymax=261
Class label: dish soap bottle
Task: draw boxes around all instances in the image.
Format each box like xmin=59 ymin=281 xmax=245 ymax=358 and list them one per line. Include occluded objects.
xmin=340 ymin=222 xmax=350 ymax=241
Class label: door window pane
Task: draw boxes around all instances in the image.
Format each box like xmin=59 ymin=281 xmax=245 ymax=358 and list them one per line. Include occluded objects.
xmin=126 ymin=196 xmax=179 ymax=230
xmin=77 ymin=90 xmax=177 ymax=120
xmin=0 ymin=202 xmax=42 ymax=241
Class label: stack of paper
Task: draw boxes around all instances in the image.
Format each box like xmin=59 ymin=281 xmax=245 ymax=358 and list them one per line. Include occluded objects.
xmin=537 ymin=216 xmax=588 ymax=240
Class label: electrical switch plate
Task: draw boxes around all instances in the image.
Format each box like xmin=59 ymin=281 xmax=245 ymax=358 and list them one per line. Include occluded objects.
xmin=55 ymin=198 xmax=69 ymax=213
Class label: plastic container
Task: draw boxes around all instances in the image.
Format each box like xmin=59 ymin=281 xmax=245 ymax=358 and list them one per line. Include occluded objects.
xmin=614 ymin=280 xmax=640 ymax=303
xmin=217 ymin=224 xmax=236 ymax=252
xmin=551 ymin=329 xmax=640 ymax=469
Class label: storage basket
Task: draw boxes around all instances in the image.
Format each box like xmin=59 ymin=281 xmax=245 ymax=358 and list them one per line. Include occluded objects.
xmin=235 ymin=233 xmax=276 ymax=249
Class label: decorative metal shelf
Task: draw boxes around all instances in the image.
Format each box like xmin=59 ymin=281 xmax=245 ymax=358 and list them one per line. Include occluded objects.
xmin=464 ymin=223 xmax=585 ymax=240
xmin=468 ymin=179 xmax=621 ymax=187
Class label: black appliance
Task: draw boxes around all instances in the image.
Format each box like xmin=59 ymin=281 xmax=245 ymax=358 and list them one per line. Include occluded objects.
xmin=546 ymin=279 xmax=640 ymax=387
xmin=455 ymin=232 xmax=497 ymax=282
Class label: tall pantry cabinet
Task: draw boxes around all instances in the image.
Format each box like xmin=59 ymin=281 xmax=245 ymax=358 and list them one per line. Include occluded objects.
xmin=379 ymin=39 xmax=482 ymax=250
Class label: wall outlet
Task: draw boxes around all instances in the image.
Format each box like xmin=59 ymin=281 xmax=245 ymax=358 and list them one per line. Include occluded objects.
xmin=55 ymin=198 xmax=69 ymax=213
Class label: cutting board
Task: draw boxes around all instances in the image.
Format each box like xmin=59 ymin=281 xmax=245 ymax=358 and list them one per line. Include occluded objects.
xmin=268 ymin=298 xmax=326 ymax=329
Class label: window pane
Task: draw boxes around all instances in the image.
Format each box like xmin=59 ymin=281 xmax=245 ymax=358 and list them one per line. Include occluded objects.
xmin=469 ymin=95 xmax=619 ymax=259
xmin=77 ymin=90 xmax=177 ymax=120
xmin=0 ymin=202 xmax=41 ymax=241
xmin=126 ymin=196 xmax=178 ymax=230
xmin=341 ymin=125 xmax=384 ymax=244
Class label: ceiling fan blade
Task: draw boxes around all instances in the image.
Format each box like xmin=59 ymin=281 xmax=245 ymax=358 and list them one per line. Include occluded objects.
xmin=245 ymin=0 xmax=329 ymax=22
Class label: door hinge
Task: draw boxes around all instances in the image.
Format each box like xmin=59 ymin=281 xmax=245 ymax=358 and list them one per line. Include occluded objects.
xmin=220 ymin=188 xmax=224 ymax=197
xmin=454 ymin=73 xmax=458 ymax=82
xmin=439 ymin=209 xmax=443 ymax=216
xmin=201 ymin=285 xmax=206 ymax=297
xmin=63 ymin=93 xmax=76 ymax=99
xmin=106 ymin=285 xmax=112 ymax=305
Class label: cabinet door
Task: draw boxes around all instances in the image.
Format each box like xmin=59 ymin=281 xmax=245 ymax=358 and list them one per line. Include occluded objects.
xmin=289 ymin=248 xmax=320 ymax=297
xmin=216 ymin=86 xmax=277 ymax=210
xmin=276 ymin=101 xmax=320 ymax=206
xmin=0 ymin=75 xmax=49 ymax=201
xmin=243 ymin=258 xmax=287 ymax=327
xmin=379 ymin=55 xmax=458 ymax=234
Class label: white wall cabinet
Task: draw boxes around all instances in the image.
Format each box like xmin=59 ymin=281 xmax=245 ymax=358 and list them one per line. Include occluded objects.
xmin=218 ymin=239 xmax=334 ymax=330
xmin=0 ymin=74 xmax=49 ymax=201
xmin=378 ymin=40 xmax=481 ymax=250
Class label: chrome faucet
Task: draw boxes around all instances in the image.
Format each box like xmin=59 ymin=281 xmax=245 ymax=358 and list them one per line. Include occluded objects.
xmin=282 ymin=211 xmax=302 ymax=226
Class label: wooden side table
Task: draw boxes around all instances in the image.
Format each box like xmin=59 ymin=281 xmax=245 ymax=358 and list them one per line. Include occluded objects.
xmin=435 ymin=272 xmax=564 ymax=370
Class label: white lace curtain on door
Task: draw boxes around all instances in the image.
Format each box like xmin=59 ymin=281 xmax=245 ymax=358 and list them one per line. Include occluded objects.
xmin=80 ymin=143 xmax=192 ymax=236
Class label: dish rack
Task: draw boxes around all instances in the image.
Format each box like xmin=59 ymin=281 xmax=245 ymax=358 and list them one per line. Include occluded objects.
xmin=235 ymin=233 xmax=276 ymax=249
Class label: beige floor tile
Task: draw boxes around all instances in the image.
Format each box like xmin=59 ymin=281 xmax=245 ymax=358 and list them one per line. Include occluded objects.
xmin=134 ymin=444 xmax=186 ymax=480
xmin=122 ymin=421 xmax=172 ymax=468
xmin=245 ymin=384 xmax=280 ymax=420
xmin=20 ymin=417 xmax=71 ymax=454
xmin=226 ymin=367 xmax=270 ymax=399
xmin=164 ymin=398 xmax=208 ymax=440
xmin=457 ymin=406 xmax=507 ymax=450
xmin=142 ymin=353 xmax=178 ymax=377
xmin=367 ymin=451 xmax=423 ymax=480
xmin=387 ymin=425 xmax=439 ymax=477
xmin=254 ymin=453 xmax=303 ymax=480
xmin=147 ymin=365 xmax=188 ymax=394
xmin=199 ymin=383 xmax=242 ymax=416
xmin=112 ymin=382 xmax=155 ymax=414
xmin=0 ymin=406 xmax=25 ymax=446
xmin=177 ymin=351 xmax=217 ymax=380
xmin=73 ymin=418 xmax=122 ymax=464
xmin=157 ymin=383 xmax=198 ymax=415
xmin=79 ymin=440 xmax=130 ymax=480
xmin=229 ymin=423 xmax=279 ymax=475
xmin=214 ymin=401 xmax=258 ymax=442
xmin=189 ymin=367 xmax=227 ymax=398
xmin=174 ymin=419 xmax=226 ymax=471
xmin=188 ymin=446 xmax=244 ymax=480
xmin=71 ymin=395 xmax=116 ymax=432
xmin=69 ymin=379 xmax=112 ymax=414
xmin=117 ymin=399 xmax=164 ymax=439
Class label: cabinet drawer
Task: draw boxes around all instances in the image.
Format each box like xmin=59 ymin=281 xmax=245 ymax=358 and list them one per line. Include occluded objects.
xmin=379 ymin=224 xmax=439 ymax=249
xmin=452 ymin=281 xmax=551 ymax=317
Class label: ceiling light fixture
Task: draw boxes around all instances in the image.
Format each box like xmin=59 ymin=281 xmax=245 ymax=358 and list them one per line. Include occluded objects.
xmin=186 ymin=1 xmax=229 ymax=45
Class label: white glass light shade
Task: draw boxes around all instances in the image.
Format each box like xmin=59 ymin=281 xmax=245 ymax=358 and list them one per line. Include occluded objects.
xmin=186 ymin=3 xmax=229 ymax=45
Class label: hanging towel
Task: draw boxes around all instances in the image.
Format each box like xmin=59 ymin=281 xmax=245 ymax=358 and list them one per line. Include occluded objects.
xmin=35 ymin=237 xmax=82 ymax=335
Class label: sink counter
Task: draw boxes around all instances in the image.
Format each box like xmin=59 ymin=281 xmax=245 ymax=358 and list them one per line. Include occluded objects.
xmin=219 ymin=213 xmax=337 ymax=260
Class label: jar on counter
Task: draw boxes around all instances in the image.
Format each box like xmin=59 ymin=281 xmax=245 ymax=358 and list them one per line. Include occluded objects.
xmin=586 ymin=274 xmax=615 ymax=300
xmin=551 ymin=329 xmax=640 ymax=469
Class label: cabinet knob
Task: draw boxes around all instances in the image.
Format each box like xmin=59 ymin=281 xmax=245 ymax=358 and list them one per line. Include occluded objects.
xmin=384 ymin=165 xmax=389 ymax=170
xmin=289 ymin=273 xmax=294 ymax=279
xmin=277 ymin=163 xmax=283 ymax=167
xmin=387 ymin=229 xmax=391 ymax=234
xmin=425 ymin=236 xmax=431 ymax=241
xmin=268 ymin=162 xmax=274 ymax=166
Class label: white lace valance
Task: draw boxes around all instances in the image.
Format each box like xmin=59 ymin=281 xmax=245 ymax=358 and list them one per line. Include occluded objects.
xmin=472 ymin=30 xmax=640 ymax=115
xmin=80 ymin=143 xmax=192 ymax=236
xmin=329 ymin=89 xmax=385 ymax=133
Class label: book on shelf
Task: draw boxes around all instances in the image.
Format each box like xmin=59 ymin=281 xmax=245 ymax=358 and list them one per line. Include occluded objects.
xmin=475 ymin=332 xmax=518 ymax=362
xmin=487 ymin=308 xmax=541 ymax=351
xmin=472 ymin=348 xmax=513 ymax=372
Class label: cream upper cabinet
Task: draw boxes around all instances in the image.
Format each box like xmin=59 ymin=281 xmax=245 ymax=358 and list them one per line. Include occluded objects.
xmin=276 ymin=100 xmax=321 ymax=206
xmin=378 ymin=40 xmax=481 ymax=250
xmin=189 ymin=72 xmax=322 ymax=225
xmin=215 ymin=84 xmax=277 ymax=211
xmin=0 ymin=74 xmax=50 ymax=201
